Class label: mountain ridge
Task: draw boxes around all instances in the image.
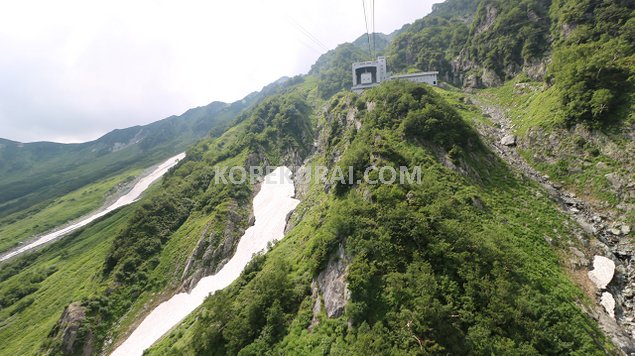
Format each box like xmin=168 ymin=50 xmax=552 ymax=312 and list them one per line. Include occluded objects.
xmin=0 ymin=1 xmax=633 ymax=355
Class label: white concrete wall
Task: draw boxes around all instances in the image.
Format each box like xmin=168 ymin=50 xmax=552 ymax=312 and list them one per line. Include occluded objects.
xmin=392 ymin=73 xmax=438 ymax=86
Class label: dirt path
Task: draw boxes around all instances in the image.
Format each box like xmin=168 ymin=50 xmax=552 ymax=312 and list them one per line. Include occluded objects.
xmin=469 ymin=96 xmax=635 ymax=353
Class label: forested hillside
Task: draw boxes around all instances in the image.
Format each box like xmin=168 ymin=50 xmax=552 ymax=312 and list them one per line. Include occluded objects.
xmin=148 ymin=81 xmax=612 ymax=355
xmin=0 ymin=0 xmax=633 ymax=354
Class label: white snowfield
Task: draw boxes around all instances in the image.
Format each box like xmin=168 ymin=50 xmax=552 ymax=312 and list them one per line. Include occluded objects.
xmin=110 ymin=166 xmax=300 ymax=356
xmin=0 ymin=153 xmax=186 ymax=262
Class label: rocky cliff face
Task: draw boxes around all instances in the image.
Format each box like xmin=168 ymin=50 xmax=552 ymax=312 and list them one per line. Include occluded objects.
xmin=309 ymin=245 xmax=351 ymax=331
xmin=388 ymin=0 xmax=552 ymax=89
xmin=316 ymin=245 xmax=351 ymax=318
xmin=180 ymin=199 xmax=253 ymax=291
xmin=44 ymin=302 xmax=93 ymax=356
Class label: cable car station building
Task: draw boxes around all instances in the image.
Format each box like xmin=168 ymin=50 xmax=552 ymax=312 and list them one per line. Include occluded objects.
xmin=351 ymin=56 xmax=439 ymax=93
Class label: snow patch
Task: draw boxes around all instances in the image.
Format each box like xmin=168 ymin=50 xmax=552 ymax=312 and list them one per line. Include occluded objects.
xmin=588 ymin=255 xmax=615 ymax=290
xmin=601 ymin=291 xmax=616 ymax=319
xmin=0 ymin=153 xmax=185 ymax=262
xmin=111 ymin=166 xmax=300 ymax=356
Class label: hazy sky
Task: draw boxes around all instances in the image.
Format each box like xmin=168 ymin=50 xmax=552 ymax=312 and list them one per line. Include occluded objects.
xmin=0 ymin=0 xmax=440 ymax=143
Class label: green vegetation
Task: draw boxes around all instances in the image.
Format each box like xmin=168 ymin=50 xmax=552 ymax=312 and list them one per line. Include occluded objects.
xmin=0 ymin=207 xmax=133 ymax=355
xmin=0 ymin=169 xmax=140 ymax=252
xmin=388 ymin=0 xmax=478 ymax=78
xmin=310 ymin=43 xmax=367 ymax=99
xmin=387 ymin=0 xmax=550 ymax=82
xmin=0 ymin=88 xmax=263 ymax=230
xmin=479 ymin=76 xmax=633 ymax=221
xmin=149 ymin=82 xmax=611 ymax=355
xmin=465 ymin=0 xmax=552 ymax=79
xmin=480 ymin=75 xmax=565 ymax=134
xmin=548 ymin=0 xmax=635 ymax=124
xmin=2 ymin=0 xmax=633 ymax=354
xmin=388 ymin=0 xmax=634 ymax=125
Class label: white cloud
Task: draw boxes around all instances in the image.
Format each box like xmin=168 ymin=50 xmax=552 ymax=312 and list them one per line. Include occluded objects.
xmin=0 ymin=0 xmax=440 ymax=143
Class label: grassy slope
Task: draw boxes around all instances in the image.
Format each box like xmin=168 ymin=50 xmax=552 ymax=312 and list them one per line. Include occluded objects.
xmin=0 ymin=207 xmax=133 ymax=355
xmin=0 ymin=133 xmax=179 ymax=220
xmin=476 ymin=77 xmax=635 ymax=225
xmin=149 ymin=82 xmax=612 ymax=355
xmin=0 ymin=168 xmax=141 ymax=252
xmin=477 ymin=76 xmax=567 ymax=135
xmin=0 ymin=154 xmax=216 ymax=356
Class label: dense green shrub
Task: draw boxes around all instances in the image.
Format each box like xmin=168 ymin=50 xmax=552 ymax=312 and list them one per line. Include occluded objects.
xmin=548 ymin=0 xmax=635 ymax=124
xmin=103 ymin=194 xmax=193 ymax=283
xmin=364 ymin=81 xmax=471 ymax=148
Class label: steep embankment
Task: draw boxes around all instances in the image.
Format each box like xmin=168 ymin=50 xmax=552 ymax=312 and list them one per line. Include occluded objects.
xmin=383 ymin=0 xmax=635 ymax=344
xmin=469 ymin=77 xmax=635 ymax=348
xmin=149 ymin=81 xmax=615 ymax=354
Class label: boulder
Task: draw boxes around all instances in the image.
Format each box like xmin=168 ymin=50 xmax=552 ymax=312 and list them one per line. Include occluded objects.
xmin=500 ymin=135 xmax=517 ymax=146
xmin=596 ymin=162 xmax=608 ymax=170
xmin=481 ymin=68 xmax=502 ymax=87
xmin=605 ymin=173 xmax=622 ymax=190
xmin=610 ymin=228 xmax=622 ymax=236
xmin=46 ymin=302 xmax=93 ymax=355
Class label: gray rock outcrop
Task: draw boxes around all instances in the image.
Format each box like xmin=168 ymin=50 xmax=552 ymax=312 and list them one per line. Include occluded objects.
xmin=500 ymin=135 xmax=517 ymax=146
xmin=46 ymin=302 xmax=93 ymax=355
xmin=316 ymin=246 xmax=350 ymax=318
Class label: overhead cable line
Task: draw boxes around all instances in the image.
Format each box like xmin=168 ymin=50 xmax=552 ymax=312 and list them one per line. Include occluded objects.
xmin=362 ymin=0 xmax=372 ymax=58
xmin=285 ymin=14 xmax=330 ymax=53
xmin=372 ymin=0 xmax=376 ymax=58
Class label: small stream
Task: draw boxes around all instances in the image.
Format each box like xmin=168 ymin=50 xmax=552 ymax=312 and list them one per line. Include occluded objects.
xmin=110 ymin=166 xmax=300 ymax=356
xmin=0 ymin=153 xmax=185 ymax=262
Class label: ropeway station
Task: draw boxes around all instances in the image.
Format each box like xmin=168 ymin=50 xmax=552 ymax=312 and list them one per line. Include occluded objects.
xmin=351 ymin=56 xmax=439 ymax=93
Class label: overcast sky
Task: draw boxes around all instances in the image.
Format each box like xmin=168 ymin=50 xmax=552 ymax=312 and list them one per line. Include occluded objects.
xmin=0 ymin=0 xmax=440 ymax=143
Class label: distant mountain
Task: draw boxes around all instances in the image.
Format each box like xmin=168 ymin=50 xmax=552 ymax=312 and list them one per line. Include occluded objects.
xmin=2 ymin=1 xmax=634 ymax=355
xmin=0 ymin=77 xmax=291 ymax=219
xmin=352 ymin=32 xmax=392 ymax=54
